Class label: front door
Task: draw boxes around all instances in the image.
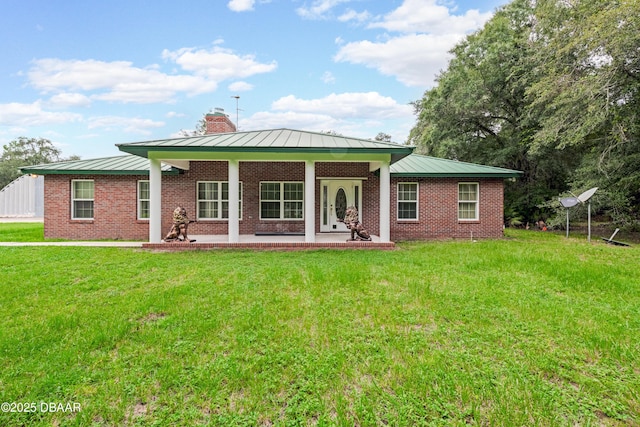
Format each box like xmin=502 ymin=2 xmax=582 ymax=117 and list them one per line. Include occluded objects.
xmin=320 ymin=180 xmax=362 ymax=232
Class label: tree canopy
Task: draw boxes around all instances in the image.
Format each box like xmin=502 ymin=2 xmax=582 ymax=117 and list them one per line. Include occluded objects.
xmin=409 ymin=0 xmax=640 ymax=228
xmin=0 ymin=137 xmax=77 ymax=189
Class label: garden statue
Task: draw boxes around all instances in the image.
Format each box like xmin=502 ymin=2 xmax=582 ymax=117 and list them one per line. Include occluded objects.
xmin=339 ymin=206 xmax=371 ymax=241
xmin=163 ymin=207 xmax=196 ymax=243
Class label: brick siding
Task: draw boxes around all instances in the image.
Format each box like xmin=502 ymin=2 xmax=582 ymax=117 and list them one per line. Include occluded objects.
xmin=43 ymin=162 xmax=505 ymax=240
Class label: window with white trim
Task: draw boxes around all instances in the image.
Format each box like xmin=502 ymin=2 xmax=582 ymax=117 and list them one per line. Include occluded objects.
xmin=138 ymin=180 xmax=150 ymax=220
xmin=260 ymin=182 xmax=303 ymax=220
xmin=458 ymin=182 xmax=479 ymax=220
xmin=397 ymin=182 xmax=418 ymax=220
xmin=71 ymin=179 xmax=94 ymax=219
xmin=197 ymin=181 xmax=242 ymax=220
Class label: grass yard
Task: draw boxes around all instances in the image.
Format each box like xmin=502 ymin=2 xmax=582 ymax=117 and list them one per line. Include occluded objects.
xmin=0 ymin=230 xmax=638 ymax=426
xmin=0 ymin=222 xmax=45 ymax=242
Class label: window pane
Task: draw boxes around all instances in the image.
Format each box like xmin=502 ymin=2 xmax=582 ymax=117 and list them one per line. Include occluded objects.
xmin=139 ymin=181 xmax=150 ymax=200
xmin=198 ymin=182 xmax=217 ymax=201
xmin=139 ymin=200 xmax=150 ymax=219
xmin=398 ymin=202 xmax=417 ymax=220
xmin=261 ymin=201 xmax=281 ymax=219
xmin=459 ymin=202 xmax=477 ymax=220
xmin=398 ymin=183 xmax=417 ymax=201
xmin=222 ymin=201 xmax=229 ymax=219
xmin=73 ymin=200 xmax=94 ymax=219
xmin=73 ymin=181 xmax=94 ymax=199
xmin=261 ymin=183 xmax=280 ymax=201
xmin=459 ymin=184 xmax=477 ymax=202
xmin=221 ymin=182 xmax=229 ymax=200
xmin=284 ymin=183 xmax=303 ymax=201
xmin=284 ymin=202 xmax=303 ymax=219
xmin=199 ymin=201 xmax=218 ymax=219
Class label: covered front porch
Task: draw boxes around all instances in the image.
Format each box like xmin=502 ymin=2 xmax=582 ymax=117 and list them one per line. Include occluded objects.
xmin=116 ymin=129 xmax=414 ymax=246
xmin=142 ymin=232 xmax=395 ymax=250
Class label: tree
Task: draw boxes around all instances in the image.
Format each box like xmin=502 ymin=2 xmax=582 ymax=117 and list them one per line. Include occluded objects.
xmin=374 ymin=132 xmax=392 ymax=142
xmin=408 ymin=0 xmax=575 ymax=223
xmin=179 ymin=113 xmax=208 ymax=137
xmin=408 ymin=0 xmax=640 ymax=228
xmin=526 ymin=0 xmax=640 ymax=227
xmin=0 ymin=137 xmax=69 ymax=188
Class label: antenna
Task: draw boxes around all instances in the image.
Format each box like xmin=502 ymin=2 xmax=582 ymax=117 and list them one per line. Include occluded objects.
xmin=231 ymin=95 xmax=240 ymax=131
xmin=558 ymin=187 xmax=598 ymax=241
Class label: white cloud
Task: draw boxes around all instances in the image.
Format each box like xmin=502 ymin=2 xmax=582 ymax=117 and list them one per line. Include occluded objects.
xmin=271 ymin=92 xmax=412 ymax=119
xmin=28 ymin=58 xmax=218 ymax=104
xmin=368 ymin=0 xmax=492 ymax=34
xmin=296 ymin=0 xmax=351 ymax=19
xmin=161 ymin=46 xmax=277 ymax=81
xmin=227 ymin=0 xmax=255 ymax=12
xmin=321 ymin=71 xmax=336 ymax=84
xmin=338 ymin=9 xmax=370 ymax=23
xmin=0 ymin=101 xmax=82 ymax=126
xmin=88 ymin=116 xmax=165 ymax=135
xmin=26 ymin=46 xmax=276 ymax=105
xmin=334 ymin=0 xmax=494 ymax=88
xmin=48 ymin=92 xmax=92 ymax=108
xmin=166 ymin=111 xmax=186 ymax=118
xmin=228 ymin=81 xmax=254 ymax=92
xmin=335 ymin=33 xmax=462 ymax=87
xmin=242 ymin=111 xmax=339 ymax=132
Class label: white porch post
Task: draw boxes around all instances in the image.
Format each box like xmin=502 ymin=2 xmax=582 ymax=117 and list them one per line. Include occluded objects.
xmin=228 ymin=159 xmax=240 ymax=243
xmin=379 ymin=160 xmax=391 ymax=243
xmin=149 ymin=158 xmax=162 ymax=243
xmin=305 ymin=160 xmax=316 ymax=243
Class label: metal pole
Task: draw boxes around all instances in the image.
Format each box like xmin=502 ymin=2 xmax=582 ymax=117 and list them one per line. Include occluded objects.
xmin=588 ymin=201 xmax=591 ymax=243
xmin=566 ymin=209 xmax=569 ymax=238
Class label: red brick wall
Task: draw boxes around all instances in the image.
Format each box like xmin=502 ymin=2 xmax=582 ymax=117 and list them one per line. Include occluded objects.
xmin=44 ymin=174 xmax=150 ymax=240
xmin=390 ymin=177 xmax=504 ymax=240
xmin=43 ymin=163 xmax=505 ymax=241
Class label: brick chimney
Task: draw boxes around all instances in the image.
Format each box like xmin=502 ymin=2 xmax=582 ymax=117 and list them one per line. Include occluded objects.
xmin=205 ymin=108 xmax=236 ymax=134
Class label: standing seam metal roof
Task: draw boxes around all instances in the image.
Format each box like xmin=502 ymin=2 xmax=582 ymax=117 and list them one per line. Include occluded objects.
xmin=390 ymin=154 xmax=522 ymax=177
xmin=116 ymin=128 xmax=414 ymax=153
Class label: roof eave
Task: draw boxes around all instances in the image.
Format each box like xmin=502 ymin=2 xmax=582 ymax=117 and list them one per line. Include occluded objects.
xmin=19 ymin=167 xmax=181 ymax=176
xmin=390 ymin=172 xmax=523 ymax=178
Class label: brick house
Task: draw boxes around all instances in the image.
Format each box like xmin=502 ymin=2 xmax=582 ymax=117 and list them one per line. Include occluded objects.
xmin=21 ymin=111 xmax=521 ymax=244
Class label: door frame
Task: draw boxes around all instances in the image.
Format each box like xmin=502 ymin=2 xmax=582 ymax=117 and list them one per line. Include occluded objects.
xmin=320 ymin=179 xmax=363 ymax=232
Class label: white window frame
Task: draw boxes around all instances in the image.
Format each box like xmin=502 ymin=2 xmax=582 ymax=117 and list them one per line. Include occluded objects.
xmin=71 ymin=179 xmax=94 ymax=220
xmin=458 ymin=182 xmax=479 ymax=221
xmin=196 ymin=181 xmax=242 ymax=221
xmin=397 ymin=182 xmax=419 ymax=221
xmin=137 ymin=180 xmax=150 ymax=220
xmin=259 ymin=181 xmax=304 ymax=220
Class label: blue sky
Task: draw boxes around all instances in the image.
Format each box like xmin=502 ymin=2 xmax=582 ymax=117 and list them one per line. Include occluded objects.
xmin=0 ymin=0 xmax=508 ymax=159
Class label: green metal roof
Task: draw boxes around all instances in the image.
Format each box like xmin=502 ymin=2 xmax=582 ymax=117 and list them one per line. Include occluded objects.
xmin=117 ymin=128 xmax=414 ymax=163
xmin=20 ymin=155 xmax=181 ymax=176
xmin=390 ymin=154 xmax=522 ymax=178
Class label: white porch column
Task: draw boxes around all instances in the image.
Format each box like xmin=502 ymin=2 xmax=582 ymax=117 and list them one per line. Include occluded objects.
xmin=305 ymin=160 xmax=316 ymax=243
xmin=149 ymin=158 xmax=162 ymax=243
xmin=379 ymin=160 xmax=391 ymax=243
xmin=228 ymin=159 xmax=240 ymax=243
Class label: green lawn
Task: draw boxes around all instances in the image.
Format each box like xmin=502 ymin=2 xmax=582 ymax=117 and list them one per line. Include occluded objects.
xmin=0 ymin=230 xmax=638 ymax=426
xmin=0 ymin=222 xmax=44 ymax=242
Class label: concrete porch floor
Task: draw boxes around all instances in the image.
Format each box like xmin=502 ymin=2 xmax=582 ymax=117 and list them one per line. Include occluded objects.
xmin=142 ymin=233 xmax=395 ymax=250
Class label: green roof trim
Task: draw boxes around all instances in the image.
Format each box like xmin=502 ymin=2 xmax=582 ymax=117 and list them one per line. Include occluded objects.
xmin=19 ymin=155 xmax=181 ymax=176
xmin=390 ymin=154 xmax=522 ymax=178
xmin=117 ymin=128 xmax=414 ymax=164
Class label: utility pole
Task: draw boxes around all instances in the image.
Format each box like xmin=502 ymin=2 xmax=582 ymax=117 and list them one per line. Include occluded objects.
xmin=231 ymin=96 xmax=240 ymax=131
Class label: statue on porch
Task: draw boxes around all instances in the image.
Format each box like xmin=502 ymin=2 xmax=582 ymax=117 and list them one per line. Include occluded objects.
xmin=163 ymin=207 xmax=196 ymax=243
xmin=339 ymin=206 xmax=371 ymax=241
